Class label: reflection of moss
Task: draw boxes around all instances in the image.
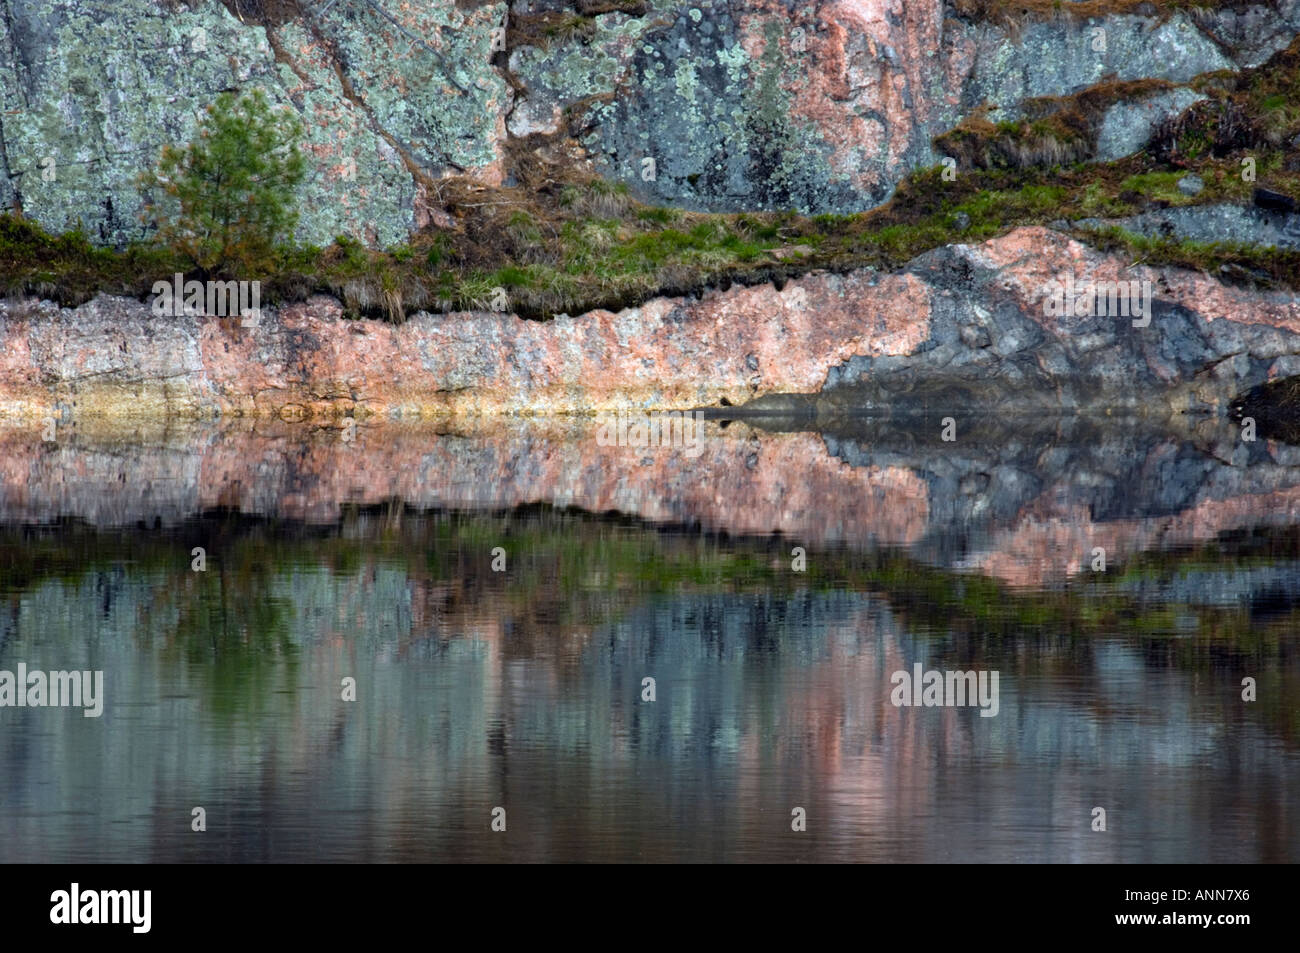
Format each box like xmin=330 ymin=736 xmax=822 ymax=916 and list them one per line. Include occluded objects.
xmin=167 ymin=568 xmax=300 ymax=720
xmin=5 ymin=509 xmax=1299 ymax=651
xmin=1126 ymin=605 xmax=1182 ymax=634
xmin=2 ymin=507 xmax=1298 ymax=738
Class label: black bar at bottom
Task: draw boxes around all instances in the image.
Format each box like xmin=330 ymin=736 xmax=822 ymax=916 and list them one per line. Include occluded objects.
xmin=2 ymin=863 xmax=1283 ymax=941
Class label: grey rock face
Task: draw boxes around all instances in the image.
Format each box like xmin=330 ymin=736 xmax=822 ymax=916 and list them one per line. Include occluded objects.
xmin=571 ymin=6 xmax=1252 ymax=214
xmin=0 ymin=0 xmax=507 ymax=247
xmin=505 ymin=11 xmax=646 ymax=139
xmin=1 ymin=0 xmax=284 ymax=245
xmin=581 ymin=5 xmax=864 ymax=213
xmin=2 ymin=1 xmax=1298 ymax=243
xmin=1094 ymin=88 xmax=1205 ymax=161
xmin=964 ymin=12 xmax=1232 ymax=114
xmin=1193 ymin=0 xmax=1300 ymax=66
xmin=1089 ymin=204 xmax=1300 ymax=251
xmin=812 ymin=238 xmax=1300 ymax=417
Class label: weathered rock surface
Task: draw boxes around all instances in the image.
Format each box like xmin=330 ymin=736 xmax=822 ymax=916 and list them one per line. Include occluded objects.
xmin=4 ymin=1 xmax=1296 ymax=242
xmin=0 ymin=267 xmax=931 ymax=417
xmin=0 ymin=0 xmax=507 ymax=246
xmin=2 ymin=227 xmax=1299 ymax=419
xmin=1093 ymin=87 xmax=1206 ymax=162
xmin=812 ymin=227 xmax=1300 ymax=416
xmin=1082 ymin=203 xmax=1300 ymax=251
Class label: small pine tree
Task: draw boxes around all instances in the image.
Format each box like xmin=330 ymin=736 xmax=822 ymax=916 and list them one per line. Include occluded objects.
xmin=140 ymin=89 xmax=306 ymax=273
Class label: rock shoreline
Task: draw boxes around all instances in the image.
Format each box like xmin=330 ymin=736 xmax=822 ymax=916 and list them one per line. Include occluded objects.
xmin=2 ymin=228 xmax=1299 ymax=422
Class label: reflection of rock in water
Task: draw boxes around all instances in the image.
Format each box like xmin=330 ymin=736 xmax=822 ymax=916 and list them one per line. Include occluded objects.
xmin=1 ymin=567 xmax=1295 ymax=862
xmin=4 ymin=411 xmax=1300 ymax=585
xmin=734 ymin=411 xmax=1300 ymax=585
xmin=1232 ymin=374 xmax=1300 ymax=446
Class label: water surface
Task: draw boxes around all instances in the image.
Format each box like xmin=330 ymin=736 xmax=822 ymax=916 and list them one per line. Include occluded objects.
xmin=0 ymin=415 xmax=1296 ymax=862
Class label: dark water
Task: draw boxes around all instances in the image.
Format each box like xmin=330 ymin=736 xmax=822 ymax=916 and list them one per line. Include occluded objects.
xmin=0 ymin=415 xmax=1297 ymax=862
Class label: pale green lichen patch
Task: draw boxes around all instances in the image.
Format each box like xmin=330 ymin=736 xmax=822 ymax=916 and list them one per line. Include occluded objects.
xmin=506 ymin=12 xmax=647 ymax=136
xmin=1 ymin=1 xmax=280 ymax=245
xmin=305 ymin=0 xmax=507 ymax=175
xmin=267 ymin=20 xmax=417 ymax=247
xmin=580 ymin=3 xmax=850 ymax=213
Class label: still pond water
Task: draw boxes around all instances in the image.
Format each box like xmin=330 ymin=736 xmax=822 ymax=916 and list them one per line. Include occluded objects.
xmin=0 ymin=415 xmax=1296 ymax=862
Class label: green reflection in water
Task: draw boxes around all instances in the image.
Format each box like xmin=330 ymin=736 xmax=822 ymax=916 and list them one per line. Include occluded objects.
xmin=0 ymin=506 xmax=1296 ymax=741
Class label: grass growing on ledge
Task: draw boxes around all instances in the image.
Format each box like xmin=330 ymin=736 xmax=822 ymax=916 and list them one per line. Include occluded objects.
xmin=934 ymin=80 xmax=1177 ymax=171
xmin=5 ymin=151 xmax=1300 ymax=321
xmin=8 ymin=37 xmax=1300 ymax=320
xmin=1074 ymin=224 xmax=1293 ymax=286
xmin=0 ymin=215 xmax=185 ymax=302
